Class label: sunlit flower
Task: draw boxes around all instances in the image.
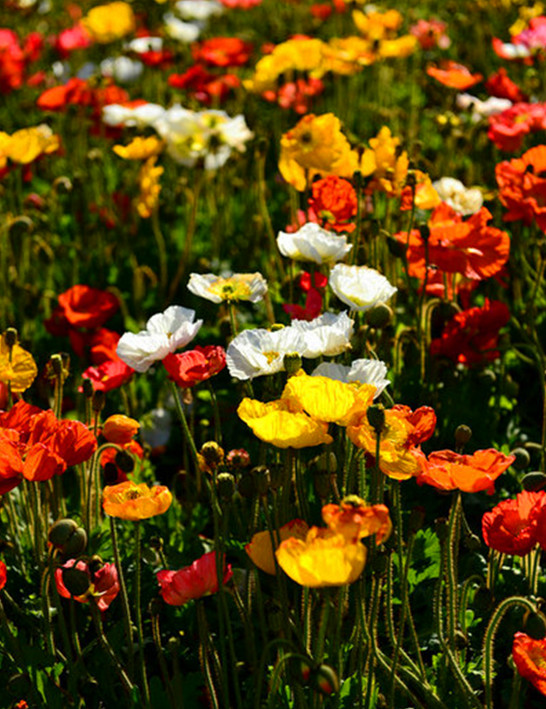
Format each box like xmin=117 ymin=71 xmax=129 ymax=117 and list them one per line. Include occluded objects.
xmin=496 ymin=146 xmax=546 ymax=231
xmin=102 ymin=102 xmax=166 ymax=128
xmin=176 ymin=0 xmax=224 ymax=20
xmin=329 ymin=264 xmax=397 ymax=311
xmin=290 ymin=312 xmax=354 ymax=358
xmin=82 ymin=359 xmax=134 ymax=392
xmin=487 ymin=102 xmax=546 ymax=152
xmin=482 ymin=491 xmax=545 ymax=556
xmin=102 ymin=481 xmax=172 ymax=520
xmin=360 ymin=126 xmax=408 ymax=196
xmin=82 ymin=2 xmax=135 ymax=43
xmin=187 ymin=272 xmax=267 ymax=303
xmin=0 ymin=559 xmax=5 ymax=590
xmin=57 ymin=285 xmax=119 ymax=330
xmin=0 ymin=334 xmax=37 ymax=394
xmin=427 ymin=61 xmax=483 ymax=90
xmin=103 ymin=415 xmax=140 ymax=445
xmin=322 ymin=497 xmax=392 ymax=544
xmin=192 ymin=37 xmax=253 ymax=66
xmin=136 ymin=156 xmax=163 ymax=218
xmin=100 ymin=56 xmax=144 ymax=83
xmin=311 ymin=359 xmax=389 ymax=398
xmin=456 ymin=94 xmax=512 ymax=123
xmin=157 ymin=551 xmax=231 ymax=605
xmin=277 ymin=222 xmax=352 ymax=264
xmin=113 ymin=136 xmax=164 ymax=160
xmin=485 ymin=68 xmax=526 ymax=103
xmin=410 ymin=18 xmax=450 ymax=50
xmin=308 ymin=176 xmax=357 ymax=233
xmin=55 ymin=559 xmax=120 ymax=612
xmin=246 ymin=519 xmax=309 ymax=574
xmin=432 ymin=177 xmax=483 ymax=215
xmin=237 ymin=396 xmax=332 ymax=448
xmin=163 ymin=14 xmax=202 ymax=43
xmin=163 ymin=345 xmax=226 ymax=387
xmin=1 ymin=124 xmax=59 ymax=164
xmin=279 ymin=113 xmax=359 ymax=191
xmin=513 ymin=633 xmax=546 ymax=696
xmin=117 ymin=306 xmax=203 ymax=373
xmin=417 ymin=448 xmax=515 ymax=493
xmin=226 ymin=326 xmax=305 ymax=380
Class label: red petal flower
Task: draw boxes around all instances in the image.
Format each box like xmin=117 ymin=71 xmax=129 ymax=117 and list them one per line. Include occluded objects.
xmin=57 ymin=285 xmax=119 ymax=329
xmin=157 ymin=551 xmax=232 ymax=606
xmin=81 ymin=359 xmax=134 ymax=392
xmin=163 ymin=346 xmax=226 ymax=388
xmin=513 ymin=633 xmax=546 ymax=695
xmin=482 ymin=491 xmax=544 ymax=556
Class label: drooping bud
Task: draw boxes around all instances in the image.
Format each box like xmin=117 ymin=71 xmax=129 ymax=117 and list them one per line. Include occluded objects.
xmin=366 ymin=303 xmax=393 ymax=329
xmin=283 ymin=352 xmax=302 ymax=378
xmin=103 ymin=415 xmax=140 ymax=445
xmin=4 ymin=328 xmax=18 ymax=348
xmin=200 ymin=441 xmax=224 ymax=469
xmin=92 ymin=390 xmax=106 ymax=413
xmin=253 ymin=465 xmax=271 ymax=496
xmin=522 ymin=471 xmax=546 ymax=492
xmin=115 ymin=449 xmax=135 ymax=474
xmin=366 ymin=405 xmax=385 ymax=436
xmin=313 ymin=664 xmax=340 ymax=695
xmin=510 ymin=447 xmax=530 ymax=471
xmin=454 ymin=425 xmax=472 ymax=451
xmin=217 ymin=472 xmax=235 ymax=501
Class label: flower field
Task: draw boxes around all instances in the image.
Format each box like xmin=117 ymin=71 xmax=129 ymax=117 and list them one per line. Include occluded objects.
xmin=2 ymin=0 xmax=546 ymax=707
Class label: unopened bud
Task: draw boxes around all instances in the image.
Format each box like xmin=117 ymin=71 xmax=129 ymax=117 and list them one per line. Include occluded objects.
xmin=50 ymin=354 xmax=64 ymax=377
xmin=103 ymin=462 xmax=119 ymax=485
xmin=510 ymin=447 xmax=530 ymax=471
xmin=313 ymin=664 xmax=339 ymax=695
xmin=92 ymin=390 xmax=105 ymax=413
xmin=454 ymin=425 xmax=472 ymax=450
xmin=283 ymin=352 xmax=302 ymax=377
xmin=4 ymin=328 xmax=17 ymax=348
xmin=8 ymin=216 xmax=33 ymax=238
xmin=522 ymin=471 xmax=546 ymax=492
xmin=217 ymin=472 xmax=235 ymax=501
xmin=524 ymin=611 xmax=546 ymax=639
xmin=253 ymin=465 xmax=271 ymax=496
xmin=62 ymin=567 xmax=91 ymax=597
xmin=60 ymin=527 xmax=87 ymax=557
xmin=387 ymin=236 xmax=407 ymax=258
xmin=418 ymin=223 xmax=430 ymax=241
xmin=200 ymin=441 xmax=224 ymax=469
xmin=366 ymin=303 xmax=393 ymax=329
xmin=49 ymin=518 xmax=78 ymax=547
xmin=114 ymin=449 xmax=135 ymax=474
xmin=366 ymin=405 xmax=385 ymax=435
xmin=82 ymin=378 xmax=94 ymax=398
xmin=226 ymin=448 xmax=251 ymax=469
xmin=53 ymin=176 xmax=72 ymax=194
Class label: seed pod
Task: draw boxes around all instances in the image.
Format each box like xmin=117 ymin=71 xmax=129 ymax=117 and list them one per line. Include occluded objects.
xmin=61 ymin=566 xmax=91 ymax=597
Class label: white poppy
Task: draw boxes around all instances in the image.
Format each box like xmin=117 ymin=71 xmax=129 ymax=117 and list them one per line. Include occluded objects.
xmin=277 ymin=222 xmax=352 ymax=265
xmin=163 ymin=13 xmax=202 ymax=42
xmin=175 ymin=0 xmax=223 ymax=20
xmin=117 ymin=306 xmax=203 ymax=373
xmin=312 ymin=359 xmax=390 ymax=398
xmin=456 ymin=94 xmax=512 ymax=122
xmin=187 ymin=272 xmax=268 ymax=303
xmin=102 ymin=102 xmax=165 ymax=128
xmin=226 ymin=327 xmax=306 ymax=380
xmin=329 ymin=264 xmax=397 ymax=312
xmin=290 ymin=312 xmax=354 ymax=358
xmin=127 ymin=36 xmax=163 ymax=54
xmin=432 ymin=177 xmax=483 ymax=216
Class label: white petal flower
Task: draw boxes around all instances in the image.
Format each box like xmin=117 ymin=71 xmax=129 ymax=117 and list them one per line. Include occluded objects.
xmin=127 ymin=36 xmax=163 ymax=54
xmin=456 ymin=93 xmax=512 ymax=123
xmin=226 ymin=327 xmax=305 ymax=380
xmin=175 ymin=0 xmax=223 ymax=20
xmin=312 ymin=359 xmax=390 ymax=398
xmin=163 ymin=13 xmax=202 ymax=42
xmin=102 ymin=102 xmax=165 ymax=128
xmin=277 ymin=222 xmax=352 ymax=265
xmin=188 ymin=273 xmax=268 ymax=303
xmin=432 ymin=177 xmax=483 ymax=216
xmin=290 ymin=312 xmax=354 ymax=358
xmin=117 ymin=306 xmax=202 ymax=373
xmin=329 ymin=264 xmax=397 ymax=312
xmin=101 ymin=56 xmax=143 ymax=83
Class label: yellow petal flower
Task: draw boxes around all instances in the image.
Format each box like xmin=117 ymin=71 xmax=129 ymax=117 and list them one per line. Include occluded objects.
xmin=113 ymin=136 xmax=164 ymax=160
xmin=246 ymin=520 xmax=309 ymax=575
xmin=276 ymin=528 xmax=367 ymax=587
xmin=5 ymin=125 xmax=60 ymax=165
xmin=238 ymin=397 xmax=333 ymax=449
xmin=102 ymin=481 xmax=172 ymax=520
xmin=322 ymin=497 xmax=392 ymax=544
xmin=0 ymin=335 xmax=38 ymax=393
xmin=82 ymin=1 xmax=135 ymax=43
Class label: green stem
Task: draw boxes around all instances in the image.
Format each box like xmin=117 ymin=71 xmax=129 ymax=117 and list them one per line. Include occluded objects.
xmin=109 ymin=516 xmax=135 ymax=677
xmin=134 ymin=522 xmax=151 ymax=706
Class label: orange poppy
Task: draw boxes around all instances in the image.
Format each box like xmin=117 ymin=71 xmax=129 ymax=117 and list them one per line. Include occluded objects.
xmin=103 ymin=415 xmax=140 ymax=445
xmin=102 ymin=481 xmax=172 ymax=520
xmin=416 ymin=448 xmax=515 ymax=493
xmin=321 ymin=497 xmax=392 ymax=544
xmin=496 ymin=145 xmax=546 ymax=232
xmin=246 ymin=519 xmax=309 ymax=575
xmin=427 ymin=61 xmax=483 ymax=90
xmin=513 ymin=633 xmax=546 ymax=695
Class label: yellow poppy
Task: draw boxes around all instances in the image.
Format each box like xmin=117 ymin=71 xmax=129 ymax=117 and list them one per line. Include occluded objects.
xmin=246 ymin=519 xmax=309 ymax=575
xmin=113 ymin=136 xmax=164 ymax=160
xmin=0 ymin=334 xmax=38 ymax=394
xmin=102 ymin=481 xmax=172 ymax=521
xmin=4 ymin=125 xmax=59 ymax=165
xmin=237 ymin=397 xmax=333 ymax=449
xmin=136 ymin=157 xmax=163 ymax=218
xmin=360 ymin=126 xmax=408 ymax=196
xmin=82 ymin=2 xmax=135 ymax=43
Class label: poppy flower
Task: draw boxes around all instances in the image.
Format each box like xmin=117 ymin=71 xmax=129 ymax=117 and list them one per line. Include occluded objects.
xmin=308 ymin=176 xmax=357 ymax=233
xmin=263 ymin=77 xmax=325 ymax=115
xmin=277 ymin=222 xmax=352 ymax=264
xmin=0 ymin=559 xmax=5 ymax=590
xmin=82 ymin=2 xmax=135 ymax=43
xmin=192 ymin=37 xmax=253 ymax=67
xmin=81 ymin=359 xmax=134 ymax=392
xmin=312 ymin=358 xmax=390 ymax=399
xmin=430 ymin=299 xmax=510 ymax=366
xmin=426 ymin=61 xmax=482 ymax=90
xmin=53 ymin=23 xmax=92 ymax=58
xmin=513 ymin=633 xmax=546 ymax=695
xmin=168 ymin=66 xmax=240 ymax=104
xmin=55 ymin=559 xmax=120 ymax=612
xmin=163 ymin=346 xmax=226 ymax=388
xmin=410 ymin=18 xmax=450 ymax=50
xmin=57 ymin=285 xmax=119 ymax=330
xmin=416 ymin=448 xmax=515 ymax=494
xmin=329 ymin=264 xmax=397 ymax=311
xmin=496 ymin=146 xmax=546 ymax=231
xmin=187 ymin=272 xmax=267 ymax=303
xmin=395 ymin=204 xmax=510 ymax=283
xmin=360 ymin=126 xmax=408 ymax=196
xmin=485 ymin=68 xmax=527 ymax=103
xmin=157 ymin=551 xmax=232 ymax=605
xmin=322 ymin=497 xmax=392 ymax=544
xmin=526 ymin=496 xmax=546 ymax=550
xmin=101 ymin=439 xmax=144 ymax=484
xmin=487 ymin=103 xmax=546 ymax=152
xmin=0 ymin=334 xmax=37 ymax=394
xmin=89 ymin=328 xmax=122 ymax=365
xmin=246 ymin=520 xmax=309 ymax=574
xmin=102 ymin=481 xmax=172 ymax=520
xmin=113 ymin=136 xmax=163 ymax=160
xmin=482 ymin=491 xmax=545 ymax=556
xmin=103 ymin=415 xmax=140 ymax=445
xmin=283 ymin=288 xmax=323 ymax=321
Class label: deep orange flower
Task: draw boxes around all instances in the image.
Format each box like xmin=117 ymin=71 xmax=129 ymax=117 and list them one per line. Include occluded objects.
xmin=430 ymin=299 xmax=510 ymax=366
xmin=322 ymin=497 xmax=392 ymax=544
xmin=488 ymin=103 xmax=546 ymax=152
xmin=496 ymin=146 xmax=546 ymax=232
xmin=482 ymin=491 xmax=545 ymax=556
xmin=513 ymin=633 xmax=546 ymax=695
xmin=57 ymin=285 xmax=119 ymax=330
xmin=308 ymin=176 xmax=357 ymax=233
xmin=395 ymin=203 xmax=510 ymax=282
xmin=427 ymin=61 xmax=482 ymax=90
xmin=102 ymin=481 xmax=172 ymax=520
xmin=103 ymin=415 xmax=140 ymax=445
xmin=192 ymin=37 xmax=253 ymax=67
xmin=416 ymin=448 xmax=515 ymax=493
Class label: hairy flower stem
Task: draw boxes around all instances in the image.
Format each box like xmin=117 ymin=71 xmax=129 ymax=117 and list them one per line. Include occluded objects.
xmin=170 ymin=380 xmax=202 ymax=492
xmin=151 ymin=610 xmax=178 ymax=709
xmin=196 ymin=601 xmax=221 ymax=709
xmin=86 ymin=443 xmax=121 ymax=531
xmin=445 ymin=492 xmax=462 ymax=651
xmin=109 ymin=516 xmax=135 ymax=678
xmin=90 ymin=600 xmax=134 ymax=695
xmin=483 ymin=596 xmax=537 ymax=709
xmin=134 ymin=522 xmax=151 ymax=707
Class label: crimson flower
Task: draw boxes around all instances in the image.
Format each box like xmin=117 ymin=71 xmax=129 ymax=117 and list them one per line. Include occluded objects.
xmin=430 ymin=299 xmax=510 ymax=366
xmin=55 ymin=559 xmax=120 ymax=612
xmin=81 ymin=359 xmax=134 ymax=392
xmin=308 ymin=176 xmax=357 ymax=233
xmin=168 ymin=66 xmax=240 ymax=104
xmin=0 ymin=559 xmax=5 ymax=590
xmin=157 ymin=551 xmax=232 ymax=606
xmin=163 ymin=346 xmax=226 ymax=388
xmin=57 ymin=285 xmax=119 ymax=330
xmin=487 ymin=103 xmax=546 ymax=152
xmin=482 ymin=491 xmax=545 ymax=556
xmin=485 ymin=68 xmax=527 ymax=103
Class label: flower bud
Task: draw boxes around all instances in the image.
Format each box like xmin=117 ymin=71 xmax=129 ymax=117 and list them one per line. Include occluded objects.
xmin=88 ymin=555 xmax=104 ymax=575
xmin=522 ymin=471 xmax=546 ymax=492
xmin=200 ymin=441 xmax=224 ymax=469
xmin=463 ymin=532 xmax=482 ymax=552
xmin=454 ymin=425 xmax=472 ymax=450
xmin=387 ymin=236 xmax=407 ymax=258
xmin=270 ymin=323 xmax=285 ymax=332
xmin=366 ymin=405 xmax=385 ymax=435
xmin=48 ymin=518 xmax=79 ymax=547
xmin=366 ymin=303 xmax=393 ymax=329
xmin=82 ymin=378 xmax=94 ymax=398
xmin=103 ymin=414 xmax=140 ymax=445
xmin=217 ymin=472 xmax=236 ymax=501
xmin=4 ymin=328 xmax=18 ymax=348
xmin=114 ymin=449 xmax=135 ymax=474
xmin=283 ymin=352 xmax=302 ymax=377
xmin=103 ymin=462 xmax=120 ymax=485
xmin=418 ymin=223 xmax=430 ymax=241
xmin=53 ymin=176 xmax=73 ymax=194
xmin=8 ymin=216 xmax=33 ymax=238
xmin=61 ymin=566 xmax=91 ymax=597
xmin=50 ymin=354 xmax=64 ymax=378
xmin=226 ymin=448 xmax=251 ymax=469
xmin=253 ymin=465 xmax=271 ymax=496
xmin=510 ymin=447 xmax=530 ymax=471
xmin=149 ymin=536 xmax=164 ymax=551
xmin=92 ymin=390 xmax=106 ymax=413
xmin=313 ymin=664 xmax=339 ymax=695
xmin=524 ymin=610 xmax=546 ymax=639
xmin=60 ymin=527 xmax=88 ymax=557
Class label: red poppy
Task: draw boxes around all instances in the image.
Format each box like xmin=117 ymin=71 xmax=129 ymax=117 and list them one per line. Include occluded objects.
xmin=219 ymin=0 xmax=261 ymax=7
xmin=37 ymin=77 xmax=129 ymax=117
xmin=430 ymin=299 xmax=510 ymax=366
xmin=485 ymin=68 xmax=527 ymax=103
xmin=308 ymin=176 xmax=357 ymax=233
xmin=416 ymin=448 xmax=514 ymax=493
xmin=168 ymin=65 xmax=240 ymax=103
xmin=162 ymin=346 xmax=226 ymax=388
xmin=157 ymin=551 xmax=232 ymax=606
xmin=81 ymin=359 xmax=134 ymax=392
xmin=0 ymin=29 xmax=42 ymax=93
xmin=89 ymin=328 xmax=122 ymax=364
xmin=284 ymin=288 xmax=323 ymax=321
xmin=410 ymin=19 xmax=450 ymax=50
xmin=299 ymin=272 xmax=328 ymax=291
xmin=496 ymin=146 xmax=546 ymax=232
xmin=395 ymin=204 xmax=510 ymax=282
xmin=487 ymin=103 xmax=546 ymax=152
xmin=55 ymin=559 xmax=120 ymax=612
xmin=192 ymin=37 xmax=253 ymax=67
xmin=52 ymin=23 xmax=92 ymax=58
xmin=426 ymin=61 xmax=482 ymax=90
xmin=57 ymin=285 xmax=119 ymax=330
xmin=263 ymin=77 xmax=324 ymax=115
xmin=482 ymin=491 xmax=545 ymax=556
xmin=526 ymin=496 xmax=546 ymax=550
xmin=513 ymin=633 xmax=546 ymax=695
xmin=0 ymin=559 xmax=6 ymax=590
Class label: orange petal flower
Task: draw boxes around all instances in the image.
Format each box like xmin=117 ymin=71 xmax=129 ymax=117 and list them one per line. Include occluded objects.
xmin=427 ymin=61 xmax=483 ymax=90
xmin=102 ymin=481 xmax=172 ymax=520
xmin=103 ymin=415 xmax=140 ymax=445
xmin=416 ymin=449 xmax=515 ymax=493
xmin=322 ymin=497 xmax=392 ymax=544
xmin=246 ymin=519 xmax=309 ymax=574
xmin=513 ymin=633 xmax=546 ymax=695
